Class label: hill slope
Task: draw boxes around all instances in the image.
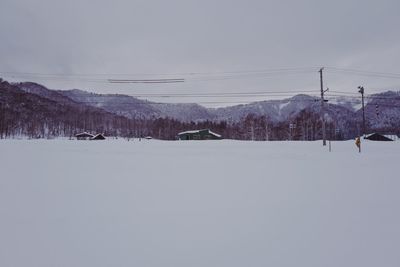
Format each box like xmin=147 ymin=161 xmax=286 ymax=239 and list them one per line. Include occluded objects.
xmin=1 ymin=80 xmax=134 ymax=138
xmin=4 ymin=79 xmax=400 ymax=139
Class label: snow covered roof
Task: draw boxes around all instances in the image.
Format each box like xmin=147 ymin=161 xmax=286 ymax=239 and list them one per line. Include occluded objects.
xmin=76 ymin=132 xmax=94 ymax=137
xmin=178 ymin=130 xmax=201 ymax=135
xmin=208 ymin=130 xmax=222 ymax=138
xmin=365 ymin=133 xmax=397 ymax=141
xmin=178 ymin=129 xmax=221 ymax=138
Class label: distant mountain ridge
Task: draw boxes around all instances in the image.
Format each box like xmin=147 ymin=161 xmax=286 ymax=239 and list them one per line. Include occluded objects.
xmin=57 ymin=88 xmax=216 ymax=122
xmin=0 ymin=80 xmax=135 ymax=138
xmin=213 ymin=94 xmax=320 ymax=122
xmin=10 ymin=80 xmax=400 ymax=135
xmin=11 ymin=81 xmax=360 ymax=121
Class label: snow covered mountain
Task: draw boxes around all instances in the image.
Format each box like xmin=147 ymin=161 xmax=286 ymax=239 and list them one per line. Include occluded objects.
xmin=59 ymin=88 xmax=215 ymax=121
xmin=60 ymin=89 xmax=161 ymax=119
xmin=326 ymin=96 xmax=361 ymax=111
xmin=15 ymin=82 xmax=215 ymax=121
xmin=153 ymin=102 xmax=216 ymax=122
xmin=14 ymin=82 xmax=81 ymax=107
xmin=213 ymin=94 xmax=319 ymax=122
xmin=1 ymin=80 xmax=134 ymax=138
xmin=12 ymin=81 xmax=400 ymax=134
xmin=361 ymin=91 xmax=400 ymax=130
xmin=16 ymin=82 xmax=324 ymax=122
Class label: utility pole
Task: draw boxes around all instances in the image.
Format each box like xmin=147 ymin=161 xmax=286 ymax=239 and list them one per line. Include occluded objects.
xmin=358 ymin=86 xmax=366 ymax=137
xmin=319 ymin=68 xmax=327 ymax=146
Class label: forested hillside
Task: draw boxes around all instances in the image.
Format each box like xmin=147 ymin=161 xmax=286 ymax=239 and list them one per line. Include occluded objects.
xmin=1 ymin=78 xmax=399 ymax=140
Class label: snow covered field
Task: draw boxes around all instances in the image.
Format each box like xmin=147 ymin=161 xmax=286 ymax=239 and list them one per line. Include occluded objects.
xmin=0 ymin=139 xmax=399 ymax=267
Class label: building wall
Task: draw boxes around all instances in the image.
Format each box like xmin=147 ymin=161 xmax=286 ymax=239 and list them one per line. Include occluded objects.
xmin=178 ymin=131 xmax=221 ymax=140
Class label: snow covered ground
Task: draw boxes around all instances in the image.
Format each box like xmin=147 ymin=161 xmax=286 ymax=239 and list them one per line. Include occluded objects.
xmin=0 ymin=139 xmax=399 ymax=267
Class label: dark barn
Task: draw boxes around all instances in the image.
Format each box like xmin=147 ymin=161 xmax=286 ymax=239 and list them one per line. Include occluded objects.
xmin=91 ymin=133 xmax=106 ymax=140
xmin=365 ymin=133 xmax=394 ymax=141
xmin=76 ymin=132 xmax=94 ymax=140
xmin=178 ymin=129 xmax=222 ymax=140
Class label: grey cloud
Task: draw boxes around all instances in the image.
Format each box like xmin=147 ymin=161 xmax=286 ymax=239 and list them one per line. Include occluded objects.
xmin=1 ymin=0 xmax=400 ymax=106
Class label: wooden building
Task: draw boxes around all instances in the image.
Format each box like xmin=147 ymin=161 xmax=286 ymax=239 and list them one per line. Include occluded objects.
xmin=91 ymin=133 xmax=106 ymax=140
xmin=178 ymin=129 xmax=222 ymax=140
xmin=364 ymin=133 xmax=394 ymax=141
xmin=76 ymin=132 xmax=94 ymax=140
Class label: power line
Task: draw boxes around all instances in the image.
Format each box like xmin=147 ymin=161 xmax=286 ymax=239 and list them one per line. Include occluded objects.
xmin=326 ymin=67 xmax=400 ymax=79
xmin=130 ymin=90 xmax=319 ymax=96
xmin=327 ymin=67 xmax=400 ymax=77
xmin=68 ymin=99 xmax=320 ymax=105
xmin=2 ymin=69 xmax=319 ymax=84
xmin=108 ymin=78 xmax=185 ymax=84
xmin=17 ymin=99 xmax=320 ymax=108
xmin=325 ymin=94 xmax=400 ymax=100
xmin=328 ymin=90 xmax=359 ymax=95
xmin=185 ymin=70 xmax=318 ymax=82
xmin=1 ymin=70 xmax=319 ymax=86
xmin=60 ymin=90 xmax=320 ymax=98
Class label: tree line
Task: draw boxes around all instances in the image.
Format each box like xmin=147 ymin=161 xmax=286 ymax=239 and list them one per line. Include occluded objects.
xmin=0 ymin=105 xmax=357 ymax=141
xmin=1 ymin=78 xmax=392 ymax=140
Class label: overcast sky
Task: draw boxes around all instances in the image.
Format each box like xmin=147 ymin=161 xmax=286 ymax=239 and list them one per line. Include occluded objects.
xmin=1 ymin=0 xmax=400 ymax=106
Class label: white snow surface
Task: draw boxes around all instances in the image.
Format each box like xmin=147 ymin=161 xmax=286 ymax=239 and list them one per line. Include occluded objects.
xmin=278 ymin=101 xmax=290 ymax=110
xmin=0 ymin=139 xmax=399 ymax=267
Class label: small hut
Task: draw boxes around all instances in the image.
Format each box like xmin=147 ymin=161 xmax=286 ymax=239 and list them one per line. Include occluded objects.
xmin=76 ymin=132 xmax=94 ymax=140
xmin=91 ymin=133 xmax=106 ymax=140
xmin=178 ymin=129 xmax=222 ymax=140
xmin=364 ymin=133 xmax=394 ymax=141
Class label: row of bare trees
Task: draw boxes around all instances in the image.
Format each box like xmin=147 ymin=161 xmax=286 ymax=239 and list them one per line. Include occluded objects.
xmin=0 ymin=105 xmax=363 ymax=140
xmin=0 ymin=76 xmax=363 ymax=140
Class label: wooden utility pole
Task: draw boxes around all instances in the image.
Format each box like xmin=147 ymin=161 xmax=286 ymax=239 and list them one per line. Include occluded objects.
xmin=358 ymin=86 xmax=366 ymax=137
xmin=319 ymin=68 xmax=326 ymax=146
